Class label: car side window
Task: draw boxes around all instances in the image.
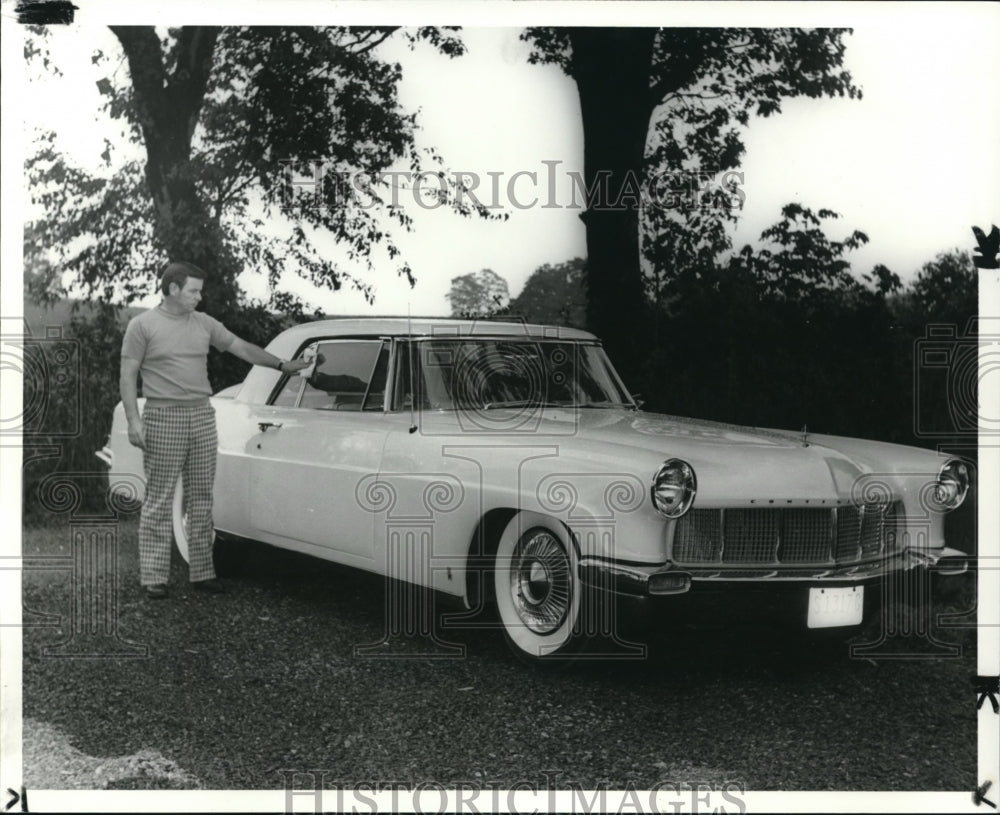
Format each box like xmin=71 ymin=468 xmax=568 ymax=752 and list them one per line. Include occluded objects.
xmin=391 ymin=340 xmax=429 ymax=411
xmin=271 ymin=373 xmax=305 ymax=407
xmin=361 ymin=343 xmax=390 ymax=411
xmin=269 ymin=340 xmax=386 ymax=410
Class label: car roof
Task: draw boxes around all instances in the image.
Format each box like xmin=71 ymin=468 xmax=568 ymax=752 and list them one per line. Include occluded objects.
xmin=277 ymin=318 xmax=598 ymax=344
xmin=237 ymin=318 xmax=601 ymax=405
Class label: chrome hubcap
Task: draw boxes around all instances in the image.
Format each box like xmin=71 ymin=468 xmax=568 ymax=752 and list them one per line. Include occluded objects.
xmin=509 ymin=530 xmax=571 ymax=634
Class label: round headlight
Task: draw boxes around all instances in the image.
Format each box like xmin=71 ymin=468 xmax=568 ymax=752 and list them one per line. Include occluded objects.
xmin=933 ymin=459 xmax=970 ymax=510
xmin=651 ymin=459 xmax=697 ymax=518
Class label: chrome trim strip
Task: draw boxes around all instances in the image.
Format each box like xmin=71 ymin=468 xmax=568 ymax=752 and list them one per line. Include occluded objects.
xmin=578 ymin=560 xmax=693 ymax=597
xmin=907 ymin=545 xmax=969 ymax=575
xmin=578 ymin=560 xmax=651 ymax=596
xmin=829 ymin=506 xmax=837 ymax=564
xmin=719 ymin=507 xmax=726 ymax=563
xmin=876 ymin=503 xmax=886 ymax=558
xmin=578 ymin=546 xmax=967 ymax=595
xmin=855 ymin=503 xmax=865 ymax=562
xmin=686 ymin=547 xmax=964 ymax=581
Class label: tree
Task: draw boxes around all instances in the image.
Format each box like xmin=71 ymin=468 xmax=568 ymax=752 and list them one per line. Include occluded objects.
xmin=22 ymin=25 xmax=483 ymax=515
xmin=509 ymin=258 xmax=587 ymax=328
xmin=728 ymin=203 xmax=901 ymax=303
xmin=649 ymin=205 xmax=904 ymax=439
xmin=521 ymin=28 xmax=862 ymax=385
xmin=26 ymin=25 xmax=487 ymax=387
xmin=446 ymin=269 xmax=510 ymax=318
xmin=892 ymin=249 xmax=979 ymax=442
xmin=905 ymin=249 xmax=978 ymax=330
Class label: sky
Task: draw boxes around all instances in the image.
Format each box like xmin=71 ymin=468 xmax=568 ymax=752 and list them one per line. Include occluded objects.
xmin=11 ymin=3 xmax=1000 ymax=319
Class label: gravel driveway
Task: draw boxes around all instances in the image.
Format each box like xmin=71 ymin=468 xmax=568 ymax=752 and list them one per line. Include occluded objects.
xmin=21 ymin=517 xmax=977 ymax=792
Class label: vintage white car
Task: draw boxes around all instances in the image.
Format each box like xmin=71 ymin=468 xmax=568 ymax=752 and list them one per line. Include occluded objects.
xmin=99 ymin=318 xmax=970 ymax=660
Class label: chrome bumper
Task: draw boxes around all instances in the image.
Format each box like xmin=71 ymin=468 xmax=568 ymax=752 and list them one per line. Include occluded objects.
xmin=578 ymin=546 xmax=970 ymax=597
xmin=577 ymin=561 xmax=691 ymax=597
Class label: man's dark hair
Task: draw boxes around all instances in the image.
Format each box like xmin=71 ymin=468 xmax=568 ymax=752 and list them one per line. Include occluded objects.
xmin=160 ymin=261 xmax=206 ymax=296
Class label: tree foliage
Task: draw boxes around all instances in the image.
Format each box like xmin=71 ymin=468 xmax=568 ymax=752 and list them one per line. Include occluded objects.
xmin=646 ymin=204 xmax=909 ymax=441
xmin=893 ymin=250 xmax=979 ymax=444
xmin=26 ymin=26 xmax=486 ymax=359
xmin=509 ymin=258 xmax=587 ymax=328
xmin=902 ymin=249 xmax=978 ymax=330
xmin=446 ymin=269 xmax=510 ymax=318
xmin=21 ymin=302 xmax=130 ymax=521
xmin=22 ymin=25 xmax=484 ymax=516
xmin=520 ymin=28 xmax=862 ymax=384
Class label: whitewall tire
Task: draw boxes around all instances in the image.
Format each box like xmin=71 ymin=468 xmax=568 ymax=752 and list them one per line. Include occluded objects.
xmin=493 ymin=511 xmax=582 ymax=661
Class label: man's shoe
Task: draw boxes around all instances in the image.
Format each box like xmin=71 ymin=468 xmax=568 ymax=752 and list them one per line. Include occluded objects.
xmin=192 ymin=578 xmax=226 ymax=594
xmin=146 ymin=584 xmax=168 ymax=599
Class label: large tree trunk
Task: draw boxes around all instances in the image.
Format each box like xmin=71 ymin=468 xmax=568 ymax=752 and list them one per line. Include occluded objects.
xmin=568 ymin=28 xmax=656 ymax=390
xmin=110 ymin=26 xmax=237 ymax=316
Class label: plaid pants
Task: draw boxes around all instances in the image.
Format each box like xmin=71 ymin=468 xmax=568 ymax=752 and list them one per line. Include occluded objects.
xmin=138 ymin=404 xmax=217 ymax=585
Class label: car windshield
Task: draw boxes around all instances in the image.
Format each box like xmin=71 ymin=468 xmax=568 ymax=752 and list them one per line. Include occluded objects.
xmin=394 ymin=339 xmax=634 ymax=411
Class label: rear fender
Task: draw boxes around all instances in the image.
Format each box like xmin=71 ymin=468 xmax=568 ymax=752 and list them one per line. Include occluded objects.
xmin=97 ymin=400 xmax=147 ymax=502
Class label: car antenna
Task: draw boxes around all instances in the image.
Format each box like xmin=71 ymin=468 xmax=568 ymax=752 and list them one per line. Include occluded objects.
xmin=408 ymin=305 xmax=417 ymax=434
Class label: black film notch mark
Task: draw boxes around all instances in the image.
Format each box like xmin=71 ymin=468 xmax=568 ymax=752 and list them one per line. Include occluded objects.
xmin=973 ymin=675 xmax=1000 ymax=713
xmin=975 ymin=781 xmax=996 ymax=809
xmin=3 ymin=786 xmax=27 ymax=812
xmin=972 ymin=224 xmax=1000 ymax=270
xmin=15 ymin=1 xmax=78 ymax=25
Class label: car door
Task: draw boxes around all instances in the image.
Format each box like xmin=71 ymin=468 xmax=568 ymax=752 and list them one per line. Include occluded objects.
xmin=246 ymin=338 xmax=391 ymax=565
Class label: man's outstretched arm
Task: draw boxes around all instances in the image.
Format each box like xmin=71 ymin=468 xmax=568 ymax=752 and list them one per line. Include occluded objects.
xmin=227 ymin=337 xmax=312 ymax=373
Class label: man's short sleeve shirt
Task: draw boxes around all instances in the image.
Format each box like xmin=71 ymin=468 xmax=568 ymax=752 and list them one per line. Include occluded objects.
xmin=121 ymin=306 xmax=236 ymax=404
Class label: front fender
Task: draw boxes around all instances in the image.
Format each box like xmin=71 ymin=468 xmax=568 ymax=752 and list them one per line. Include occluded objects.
xmin=515 ymin=462 xmax=662 ymax=564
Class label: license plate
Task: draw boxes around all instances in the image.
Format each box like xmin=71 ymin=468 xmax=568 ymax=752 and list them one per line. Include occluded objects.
xmin=807 ymin=586 xmax=864 ymax=629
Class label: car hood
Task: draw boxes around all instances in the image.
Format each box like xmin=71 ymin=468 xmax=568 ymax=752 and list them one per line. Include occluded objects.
xmin=520 ymin=408 xmax=945 ymax=503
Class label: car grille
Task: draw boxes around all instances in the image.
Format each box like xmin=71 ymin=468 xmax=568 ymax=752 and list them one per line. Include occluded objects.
xmin=672 ymin=503 xmax=899 ymax=566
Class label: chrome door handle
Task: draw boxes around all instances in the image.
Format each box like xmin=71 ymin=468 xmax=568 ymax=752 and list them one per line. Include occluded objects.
xmin=258 ymin=421 xmax=283 ymax=432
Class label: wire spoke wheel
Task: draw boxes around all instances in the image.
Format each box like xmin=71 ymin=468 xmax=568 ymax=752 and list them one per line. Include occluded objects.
xmin=509 ymin=530 xmax=572 ymax=634
xmin=494 ymin=517 xmax=582 ymax=662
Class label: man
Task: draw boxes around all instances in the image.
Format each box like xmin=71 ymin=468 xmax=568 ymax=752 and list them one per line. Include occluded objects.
xmin=120 ymin=261 xmax=310 ymax=599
